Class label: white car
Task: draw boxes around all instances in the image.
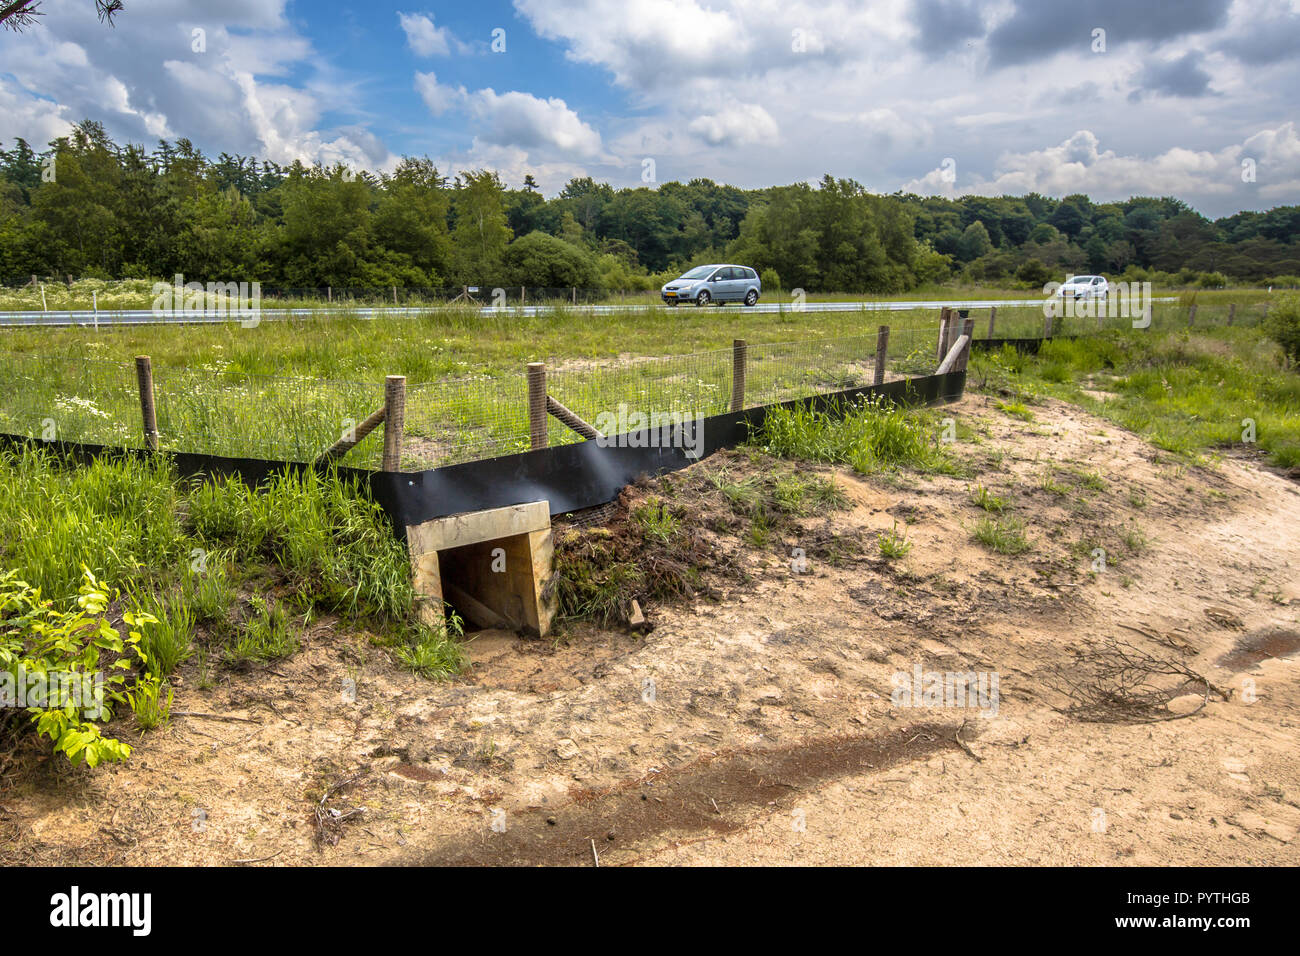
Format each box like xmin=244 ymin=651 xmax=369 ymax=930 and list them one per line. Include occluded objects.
xmin=1057 ymin=274 xmax=1109 ymax=301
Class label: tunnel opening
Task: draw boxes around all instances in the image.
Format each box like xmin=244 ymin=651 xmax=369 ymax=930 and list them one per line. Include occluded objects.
xmin=405 ymin=501 xmax=556 ymax=639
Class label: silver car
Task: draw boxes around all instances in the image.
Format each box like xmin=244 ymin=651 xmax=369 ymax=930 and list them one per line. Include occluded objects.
xmin=662 ymin=264 xmax=761 ymax=306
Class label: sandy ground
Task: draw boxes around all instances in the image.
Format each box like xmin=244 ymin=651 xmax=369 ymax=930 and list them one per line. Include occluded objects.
xmin=2 ymin=392 xmax=1298 ymax=866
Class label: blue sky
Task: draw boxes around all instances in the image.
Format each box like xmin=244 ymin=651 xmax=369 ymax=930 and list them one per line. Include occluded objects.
xmin=1 ymin=0 xmax=1298 ymax=216
xmin=301 ymin=2 xmax=615 ymax=161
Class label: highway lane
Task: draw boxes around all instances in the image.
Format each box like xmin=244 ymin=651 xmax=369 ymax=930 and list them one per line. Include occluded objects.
xmin=0 ymin=296 xmax=1075 ymax=328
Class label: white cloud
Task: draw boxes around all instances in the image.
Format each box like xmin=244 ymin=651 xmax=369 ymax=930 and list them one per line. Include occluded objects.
xmin=415 ymin=71 xmax=465 ymax=116
xmin=398 ymin=12 xmax=462 ymax=57
xmin=452 ymin=142 xmax=594 ymax=194
xmin=688 ymin=102 xmax=778 ymax=147
xmin=466 ymin=89 xmax=605 ymax=159
xmin=0 ymin=0 xmax=394 ymax=170
xmin=900 ymin=125 xmax=1300 ymax=205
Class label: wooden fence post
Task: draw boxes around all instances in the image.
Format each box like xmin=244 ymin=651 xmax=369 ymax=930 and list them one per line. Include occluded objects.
xmin=987 ymin=306 xmax=997 ymax=339
xmin=135 ymin=356 xmax=159 ymax=452
xmin=393 ymin=286 xmax=398 ymax=307
xmin=382 ymin=375 xmax=406 ymax=471
xmin=527 ymin=362 xmax=548 ymax=449
xmin=874 ymin=325 xmax=890 ymax=386
xmin=1044 ymin=312 xmax=1054 ymax=339
xmin=937 ymin=307 xmax=951 ymax=362
xmin=731 ymin=339 xmax=748 ymax=412
xmin=1228 ymin=303 xmax=1236 ymax=326
xmin=571 ymin=287 xmax=577 ymax=306
xmin=949 ymin=311 xmax=965 ymax=353
xmin=327 ymin=285 xmax=332 ymax=303
xmin=521 ymin=286 xmax=526 ymax=307
xmin=958 ymin=318 xmax=976 ymax=371
xmin=1188 ymin=304 xmax=1197 ymax=328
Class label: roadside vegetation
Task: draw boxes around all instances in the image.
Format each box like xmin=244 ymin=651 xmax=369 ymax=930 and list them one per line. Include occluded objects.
xmin=0 ymin=447 xmax=462 ymax=773
xmin=970 ymin=315 xmax=1300 ymax=470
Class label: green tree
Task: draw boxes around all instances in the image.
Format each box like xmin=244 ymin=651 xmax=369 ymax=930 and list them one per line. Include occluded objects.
xmin=502 ymin=231 xmax=599 ymax=288
xmin=957 ymin=221 xmax=992 ymax=262
xmin=450 ymin=170 xmax=512 ymax=284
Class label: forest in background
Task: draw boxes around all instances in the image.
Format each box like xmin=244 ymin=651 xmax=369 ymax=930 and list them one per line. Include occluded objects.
xmin=3 ymin=120 xmax=1299 ymax=294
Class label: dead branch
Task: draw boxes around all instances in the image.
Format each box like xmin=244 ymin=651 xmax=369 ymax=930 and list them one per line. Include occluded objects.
xmin=314 ymin=767 xmax=371 ymax=848
xmin=1048 ymin=635 xmax=1231 ymax=724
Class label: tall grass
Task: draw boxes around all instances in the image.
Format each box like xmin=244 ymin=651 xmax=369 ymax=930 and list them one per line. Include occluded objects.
xmin=754 ymin=396 xmax=959 ymax=475
xmin=188 ymin=465 xmax=414 ymax=619
xmin=972 ymin=326 xmax=1300 ymax=467
xmin=0 ymin=445 xmax=185 ymax=603
xmin=0 ymin=446 xmax=455 ymax=677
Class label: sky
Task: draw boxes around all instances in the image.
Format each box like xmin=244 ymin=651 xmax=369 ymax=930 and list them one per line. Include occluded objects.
xmin=1 ymin=0 xmax=1298 ymax=217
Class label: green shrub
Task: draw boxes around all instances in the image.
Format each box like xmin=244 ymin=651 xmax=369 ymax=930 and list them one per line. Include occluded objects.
xmin=228 ymin=595 xmax=296 ymax=663
xmin=1263 ymin=294 xmax=1300 ymax=364
xmin=973 ymin=516 xmax=1031 ymax=554
xmin=189 ymin=467 xmax=413 ymax=620
xmin=877 ymin=522 xmax=912 ymax=559
xmin=0 ymin=569 xmax=154 ymax=767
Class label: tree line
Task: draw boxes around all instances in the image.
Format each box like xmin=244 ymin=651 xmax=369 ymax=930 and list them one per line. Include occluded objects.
xmin=3 ymin=120 xmax=1297 ymax=293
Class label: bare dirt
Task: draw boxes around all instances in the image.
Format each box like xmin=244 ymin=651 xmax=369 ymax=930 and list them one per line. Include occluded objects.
xmin=3 ymin=393 xmax=1299 ymax=866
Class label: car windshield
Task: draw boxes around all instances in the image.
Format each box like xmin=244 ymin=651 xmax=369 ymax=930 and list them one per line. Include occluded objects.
xmin=680 ymin=266 xmax=714 ymax=280
xmin=1065 ymin=276 xmax=1093 ymax=285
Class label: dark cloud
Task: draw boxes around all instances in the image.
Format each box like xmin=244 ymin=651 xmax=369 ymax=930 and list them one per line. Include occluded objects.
xmin=911 ymin=0 xmax=984 ymax=53
xmin=1128 ymin=51 xmax=1215 ymax=101
xmin=986 ymin=0 xmax=1230 ymax=66
xmin=1217 ymin=7 xmax=1300 ymax=64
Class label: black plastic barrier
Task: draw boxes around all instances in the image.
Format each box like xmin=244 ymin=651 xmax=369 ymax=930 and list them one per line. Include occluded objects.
xmin=0 ymin=369 xmax=966 ymax=539
xmin=972 ymin=337 xmax=1048 ymax=354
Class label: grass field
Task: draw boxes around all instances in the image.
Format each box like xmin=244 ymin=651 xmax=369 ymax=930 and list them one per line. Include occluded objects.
xmin=0 ymin=289 xmax=1276 ymax=469
xmin=968 ymin=321 xmax=1300 ymax=469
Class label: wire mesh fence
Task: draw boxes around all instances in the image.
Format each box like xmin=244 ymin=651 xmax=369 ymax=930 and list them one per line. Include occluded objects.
xmin=0 ymin=298 xmax=1277 ymax=472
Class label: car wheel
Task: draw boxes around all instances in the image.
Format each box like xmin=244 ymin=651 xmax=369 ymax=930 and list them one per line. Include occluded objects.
xmin=744 ymin=289 xmax=759 ymax=307
xmin=696 ymin=290 xmax=711 ymax=306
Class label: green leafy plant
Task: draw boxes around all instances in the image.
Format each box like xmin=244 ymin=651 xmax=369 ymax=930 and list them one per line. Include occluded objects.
xmin=970 ymin=483 xmax=1009 ymax=513
xmin=228 ymin=595 xmax=297 ymax=664
xmin=0 ymin=568 xmax=155 ymax=767
xmin=756 ymin=396 xmax=957 ymax=475
xmin=632 ymin=497 xmax=681 ymax=544
xmin=134 ymin=592 xmax=194 ymax=678
xmin=397 ymin=615 xmax=464 ymax=678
